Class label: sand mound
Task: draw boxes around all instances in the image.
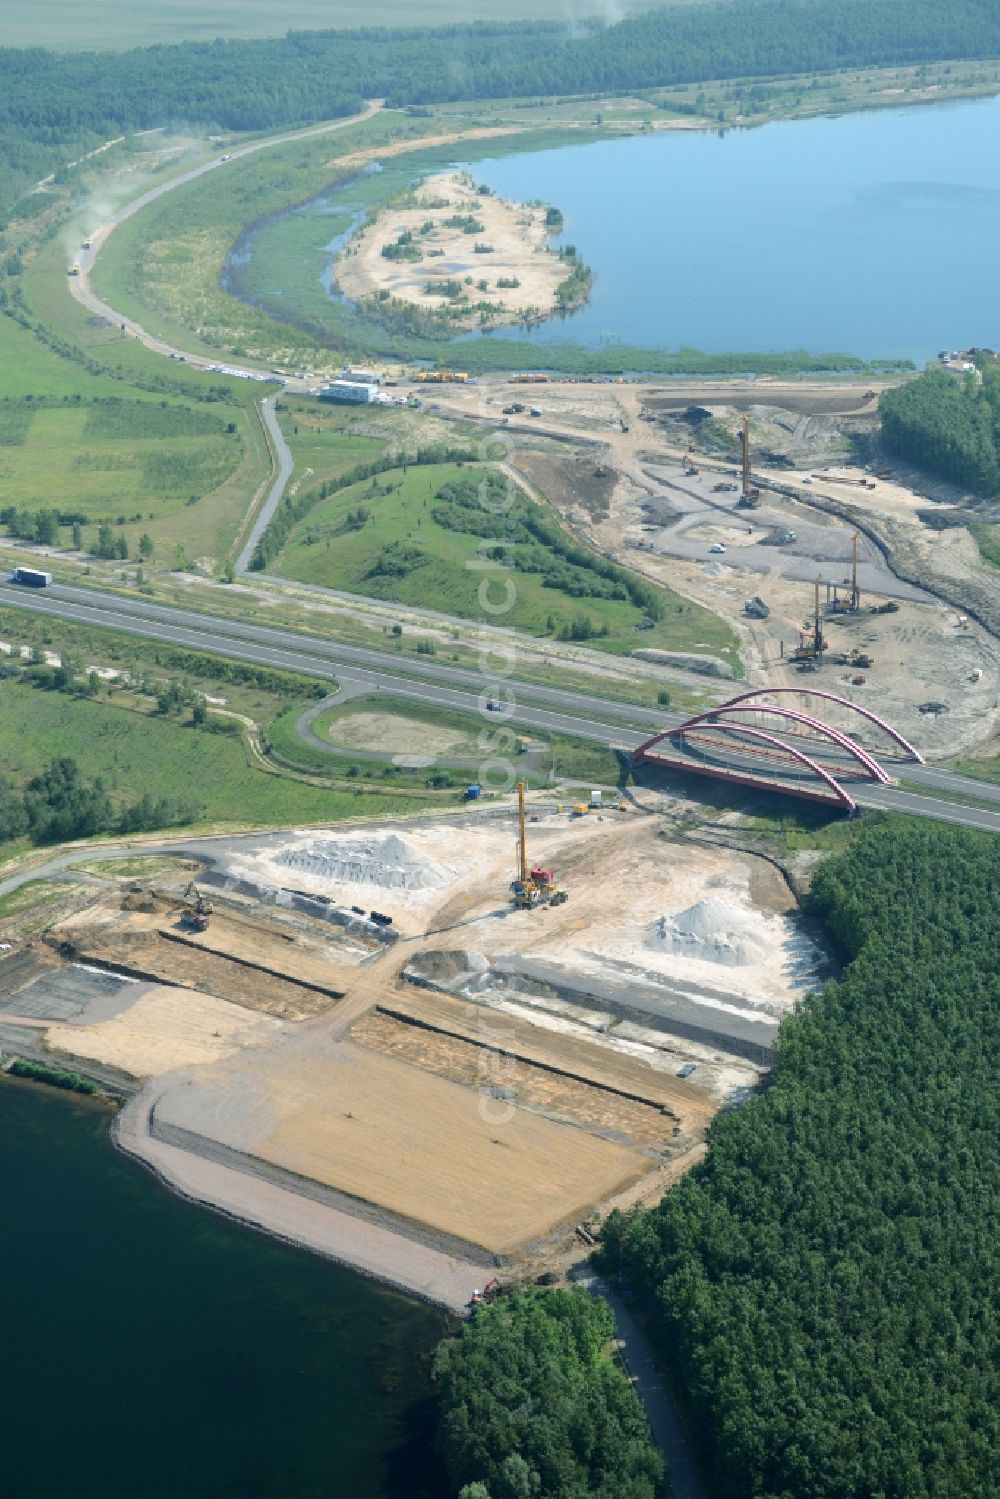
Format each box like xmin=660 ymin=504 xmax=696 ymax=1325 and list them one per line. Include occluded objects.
xmin=273 ymin=833 xmax=453 ymax=892
xmin=648 ymin=898 xmax=770 ymax=968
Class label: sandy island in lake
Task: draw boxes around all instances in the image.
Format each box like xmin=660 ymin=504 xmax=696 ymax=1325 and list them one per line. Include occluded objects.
xmin=335 ymin=170 xmax=578 ymax=331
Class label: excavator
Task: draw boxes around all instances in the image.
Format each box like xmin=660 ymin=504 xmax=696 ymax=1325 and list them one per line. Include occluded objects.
xmin=510 ymin=782 xmax=567 ymax=910
xmin=182 ymin=881 xmax=213 ymax=932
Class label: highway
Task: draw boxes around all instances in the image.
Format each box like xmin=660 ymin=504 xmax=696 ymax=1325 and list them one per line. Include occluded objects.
xmin=2 ymin=579 xmax=1000 ymax=835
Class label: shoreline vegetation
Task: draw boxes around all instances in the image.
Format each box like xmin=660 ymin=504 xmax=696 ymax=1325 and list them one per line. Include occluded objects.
xmin=2 ymin=1055 xmax=101 ymax=1095
xmin=221 ymin=137 xmax=910 ymax=378
xmin=335 ymin=170 xmax=591 ymax=337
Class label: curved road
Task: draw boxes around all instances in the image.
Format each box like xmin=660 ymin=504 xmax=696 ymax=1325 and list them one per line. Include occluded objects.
xmin=69 ymin=99 xmax=382 ymax=377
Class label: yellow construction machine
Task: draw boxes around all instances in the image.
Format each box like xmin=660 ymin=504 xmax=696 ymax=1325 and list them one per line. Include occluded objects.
xmin=510 ymin=782 xmax=567 ymax=910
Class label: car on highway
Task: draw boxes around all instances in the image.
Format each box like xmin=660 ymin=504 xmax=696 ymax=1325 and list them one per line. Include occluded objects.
xmin=709 ymin=543 xmax=727 ymax=554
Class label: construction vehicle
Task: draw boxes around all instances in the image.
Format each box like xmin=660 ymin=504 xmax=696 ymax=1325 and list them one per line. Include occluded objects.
xmin=469 ymin=1278 xmax=503 ymax=1305
xmin=415 ymin=370 xmax=468 ymax=384
xmin=511 ymin=782 xmax=566 ymax=909
xmin=870 ymin=599 xmax=899 ymax=615
xmin=511 ymin=372 xmax=548 ymax=384
xmin=791 ymin=578 xmax=826 ymax=668
xmin=67 ymin=262 xmax=80 ymax=276
xmin=683 ymin=453 xmax=700 ymax=477
xmin=182 ymin=882 xmax=213 ymax=931
xmin=744 ymin=595 xmax=770 ymax=620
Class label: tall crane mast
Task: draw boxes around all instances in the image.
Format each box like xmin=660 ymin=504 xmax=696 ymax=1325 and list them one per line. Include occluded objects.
xmin=814 ymin=575 xmax=825 ymax=660
xmin=517 ymin=780 xmax=529 ymax=889
xmin=741 ymin=413 xmax=751 ymax=498
xmin=850 ymin=531 xmax=860 ymax=612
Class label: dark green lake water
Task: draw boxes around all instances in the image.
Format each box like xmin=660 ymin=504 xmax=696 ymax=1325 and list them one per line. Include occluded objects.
xmin=0 ymin=1078 xmax=447 ymax=1499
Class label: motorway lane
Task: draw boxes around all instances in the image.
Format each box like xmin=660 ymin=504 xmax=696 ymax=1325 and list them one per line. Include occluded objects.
xmin=856 ymin=785 xmax=1000 ymax=835
xmin=0 ymin=580 xmax=675 ymax=729
xmin=2 ymin=581 xmax=999 ymax=832
xmin=0 ymin=580 xmax=652 ymax=748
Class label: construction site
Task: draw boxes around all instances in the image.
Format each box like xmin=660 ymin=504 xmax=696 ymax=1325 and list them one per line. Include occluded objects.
xmin=408 ymin=374 xmax=1000 ymax=762
xmin=0 ymin=793 xmax=829 ymax=1311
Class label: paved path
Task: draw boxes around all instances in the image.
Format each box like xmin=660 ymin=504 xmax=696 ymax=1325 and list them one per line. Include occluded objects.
xmin=574 ymin=1268 xmax=705 ymax=1499
xmin=235 ymin=394 xmax=295 ymax=573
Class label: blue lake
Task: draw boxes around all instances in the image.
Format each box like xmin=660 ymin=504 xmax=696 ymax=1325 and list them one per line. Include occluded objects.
xmin=447 ymin=94 xmax=1000 ymax=362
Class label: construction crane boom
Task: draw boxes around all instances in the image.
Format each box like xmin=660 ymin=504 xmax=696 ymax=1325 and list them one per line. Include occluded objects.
xmin=814 ymin=575 xmax=824 ymax=660
xmin=517 ymin=780 xmax=529 ymax=888
xmin=851 ymin=531 xmax=860 ymax=611
xmin=741 ymin=413 xmax=751 ymax=497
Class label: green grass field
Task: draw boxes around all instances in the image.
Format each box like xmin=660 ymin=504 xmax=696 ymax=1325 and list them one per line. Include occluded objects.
xmin=273 ymin=459 xmax=739 ymax=662
xmin=0 ymin=679 xmax=436 ymax=831
xmin=279 ymin=405 xmax=386 ymax=489
xmin=950 ymin=752 xmax=1000 ymax=787
xmin=1 ymin=233 xmax=275 ymax=562
xmin=0 ymin=0 xmax=661 ymax=49
xmin=0 ymin=401 xmax=239 ymax=526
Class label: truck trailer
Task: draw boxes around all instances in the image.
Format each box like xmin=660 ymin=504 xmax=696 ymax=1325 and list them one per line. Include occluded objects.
xmin=11 ymin=567 xmax=53 ymax=588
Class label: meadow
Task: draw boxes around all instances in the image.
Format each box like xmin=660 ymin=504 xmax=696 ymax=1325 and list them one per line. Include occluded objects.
xmin=272 ymin=459 xmax=739 ymax=662
xmin=88 ymin=110 xmax=427 ymax=369
xmin=0 ymin=400 xmax=239 ymax=532
xmin=0 ymin=231 xmax=274 ymax=563
xmin=0 ymin=0 xmax=661 ymax=50
xmin=0 ymin=678 xmax=436 ymax=831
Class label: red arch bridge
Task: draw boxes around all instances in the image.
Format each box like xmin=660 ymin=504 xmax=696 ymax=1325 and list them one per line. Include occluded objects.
xmin=634 ymin=688 xmax=923 ymax=812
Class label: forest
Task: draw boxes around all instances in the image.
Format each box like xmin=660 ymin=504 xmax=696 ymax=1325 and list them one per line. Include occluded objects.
xmin=879 ymin=361 xmax=1000 ymax=493
xmin=4 ymin=0 xmax=1000 ymax=220
xmin=598 ymin=817 xmax=1000 ymax=1498
xmin=432 ymin=1287 xmax=665 ymax=1499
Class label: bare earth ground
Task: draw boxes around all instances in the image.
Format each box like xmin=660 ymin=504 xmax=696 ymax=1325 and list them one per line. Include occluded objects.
xmin=324 ymin=709 xmax=479 ymax=759
xmin=336 ymin=170 xmax=567 ymax=329
xmin=0 ymin=808 xmax=819 ymax=1305
xmin=415 ymin=377 xmax=1000 ymax=757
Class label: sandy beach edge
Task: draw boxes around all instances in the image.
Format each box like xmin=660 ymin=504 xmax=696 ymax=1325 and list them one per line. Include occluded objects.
xmin=111 ymin=1086 xmax=484 ymax=1315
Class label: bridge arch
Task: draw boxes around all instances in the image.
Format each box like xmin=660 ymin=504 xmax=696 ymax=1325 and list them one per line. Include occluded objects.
xmin=719 ymin=687 xmax=924 ymax=763
xmin=666 ymin=722 xmax=858 ymax=809
xmin=667 ymin=703 xmax=890 ymax=783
